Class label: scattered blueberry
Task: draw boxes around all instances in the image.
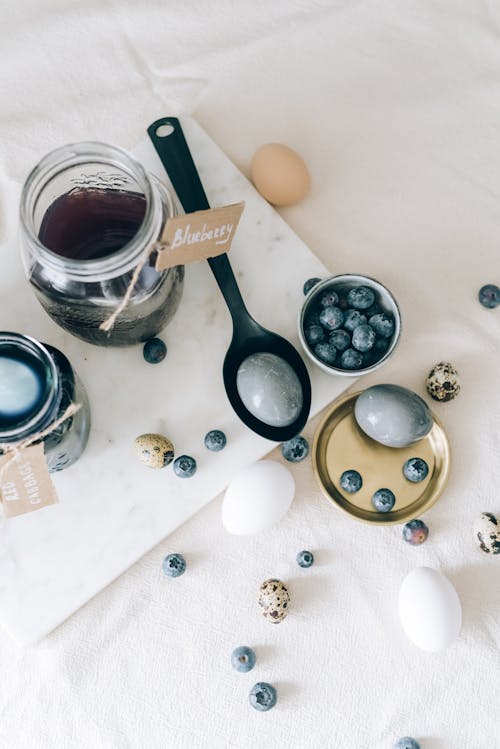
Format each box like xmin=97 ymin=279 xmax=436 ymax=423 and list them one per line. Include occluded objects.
xmin=340 ymin=469 xmax=363 ymax=493
xmin=329 ymin=328 xmax=351 ymax=352
xmin=303 ymin=277 xmax=321 ymax=295
xmin=162 ymin=553 xmax=186 ymax=578
xmin=314 ymin=342 xmax=337 ymax=365
xmin=343 ymin=309 xmax=367 ymax=332
xmin=297 ymin=549 xmax=314 ymax=568
xmin=478 ymin=284 xmax=500 ymax=308
xmin=143 ymin=337 xmax=167 ymax=364
xmin=402 ymin=519 xmax=429 ymax=546
xmin=305 ymin=324 xmax=325 ymax=346
xmin=319 ymin=289 xmax=339 ymax=308
xmin=403 ymin=457 xmax=429 ymax=483
xmin=347 ymin=286 xmax=375 ymax=310
xmin=249 ymin=682 xmax=277 ymax=712
xmin=371 ymin=488 xmax=396 ymax=512
xmin=204 ymin=429 xmax=227 ymax=452
xmin=319 ymin=305 xmax=344 ymax=330
xmin=173 ymin=455 xmax=197 ymax=478
xmin=394 ymin=738 xmax=420 ymax=749
xmin=231 ymin=646 xmax=256 ymax=673
xmin=352 ymin=324 xmax=376 ymax=352
xmin=341 ymin=348 xmax=363 ymax=369
xmin=281 ymin=435 xmax=309 ymax=462
xmin=368 ymin=312 xmax=395 ymax=339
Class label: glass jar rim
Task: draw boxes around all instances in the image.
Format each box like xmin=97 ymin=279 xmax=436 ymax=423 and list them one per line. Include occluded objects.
xmin=0 ymin=332 xmax=61 ymax=442
xmin=19 ymin=141 xmax=171 ymax=280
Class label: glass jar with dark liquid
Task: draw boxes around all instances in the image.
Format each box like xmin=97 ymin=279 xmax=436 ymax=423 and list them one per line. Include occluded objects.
xmin=19 ymin=143 xmax=184 ymax=346
xmin=0 ymin=333 xmax=90 ymax=472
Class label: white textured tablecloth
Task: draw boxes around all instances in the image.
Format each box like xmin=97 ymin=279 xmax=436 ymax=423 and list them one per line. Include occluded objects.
xmin=1 ymin=1 xmax=499 ymax=747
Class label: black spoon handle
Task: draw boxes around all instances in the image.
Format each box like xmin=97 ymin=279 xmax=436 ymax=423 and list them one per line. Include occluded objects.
xmin=147 ymin=117 xmax=250 ymax=326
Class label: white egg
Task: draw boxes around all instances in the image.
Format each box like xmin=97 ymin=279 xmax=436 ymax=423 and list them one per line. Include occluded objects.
xmin=398 ymin=567 xmax=462 ymax=652
xmin=222 ymin=460 xmax=295 ymax=535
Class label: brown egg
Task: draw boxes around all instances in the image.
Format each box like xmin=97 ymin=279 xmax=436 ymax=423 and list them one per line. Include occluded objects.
xmin=250 ymin=143 xmax=310 ymax=206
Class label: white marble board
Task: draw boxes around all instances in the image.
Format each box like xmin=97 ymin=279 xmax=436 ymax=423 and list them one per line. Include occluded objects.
xmin=0 ymin=117 xmax=354 ymax=645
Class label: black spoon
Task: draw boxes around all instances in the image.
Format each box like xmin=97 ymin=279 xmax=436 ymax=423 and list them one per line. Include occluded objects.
xmin=147 ymin=117 xmax=311 ymax=441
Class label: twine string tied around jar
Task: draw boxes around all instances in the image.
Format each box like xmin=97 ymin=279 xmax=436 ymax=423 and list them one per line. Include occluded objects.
xmin=0 ymin=403 xmax=81 ymax=481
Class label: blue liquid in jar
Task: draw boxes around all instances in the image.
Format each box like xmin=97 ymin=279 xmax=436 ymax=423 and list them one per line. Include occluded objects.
xmin=0 ymin=352 xmax=46 ymax=428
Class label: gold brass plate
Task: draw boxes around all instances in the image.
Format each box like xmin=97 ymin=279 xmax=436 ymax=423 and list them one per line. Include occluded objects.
xmin=312 ymin=391 xmax=450 ymax=525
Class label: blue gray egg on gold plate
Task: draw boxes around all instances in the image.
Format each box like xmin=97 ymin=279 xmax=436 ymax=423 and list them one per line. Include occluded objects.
xmin=354 ymin=384 xmax=433 ymax=448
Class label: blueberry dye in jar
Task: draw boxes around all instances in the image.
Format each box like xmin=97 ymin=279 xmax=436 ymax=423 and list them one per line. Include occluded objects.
xmin=0 ymin=333 xmax=90 ymax=472
xmin=38 ymin=188 xmax=148 ymax=261
xmin=20 ymin=143 xmax=184 ymax=347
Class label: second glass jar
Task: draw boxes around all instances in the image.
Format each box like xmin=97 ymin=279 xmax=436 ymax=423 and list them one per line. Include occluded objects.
xmin=19 ymin=142 xmax=184 ymax=347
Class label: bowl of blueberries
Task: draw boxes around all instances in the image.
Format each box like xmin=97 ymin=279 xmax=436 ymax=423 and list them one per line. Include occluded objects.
xmin=299 ymin=274 xmax=401 ymax=376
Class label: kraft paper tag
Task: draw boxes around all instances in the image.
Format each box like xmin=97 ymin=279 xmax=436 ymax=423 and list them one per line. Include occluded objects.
xmin=155 ymin=202 xmax=245 ymax=270
xmin=0 ymin=443 xmax=58 ymax=518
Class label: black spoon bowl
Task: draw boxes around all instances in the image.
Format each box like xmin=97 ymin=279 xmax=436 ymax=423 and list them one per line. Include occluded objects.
xmin=147 ymin=117 xmax=311 ymax=441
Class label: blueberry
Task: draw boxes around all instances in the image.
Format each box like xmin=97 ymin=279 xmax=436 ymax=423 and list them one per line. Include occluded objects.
xmin=162 ymin=553 xmax=186 ymax=577
xmin=231 ymin=646 xmax=256 ymax=673
xmin=305 ymin=324 xmax=325 ymax=346
xmin=372 ymin=337 xmax=390 ymax=357
xmin=361 ymin=351 xmax=377 ymax=368
xmin=340 ymin=469 xmax=362 ymax=493
xmin=394 ymin=739 xmax=420 ymax=749
xmin=352 ymin=324 xmax=376 ymax=352
xmin=403 ymin=457 xmax=429 ymax=483
xmin=337 ymin=295 xmax=350 ymax=310
xmin=319 ymin=305 xmax=344 ymax=330
xmin=319 ymin=289 xmax=339 ymax=308
xmin=347 ymin=286 xmax=375 ymax=310
xmin=371 ymin=488 xmax=396 ymax=512
xmin=249 ymin=682 xmax=277 ymax=712
xmin=296 ymin=549 xmax=314 ymax=568
xmin=478 ymin=283 xmax=500 ymax=308
xmin=143 ymin=337 xmax=167 ymax=364
xmin=303 ymin=277 xmax=321 ymax=295
xmin=314 ymin=342 xmax=337 ymax=365
xmin=281 ymin=435 xmax=309 ymax=462
xmin=343 ymin=309 xmax=367 ymax=332
xmin=204 ymin=429 xmax=226 ymax=452
xmin=402 ymin=519 xmax=429 ymax=545
xmin=305 ymin=309 xmax=322 ymax=327
xmin=365 ymin=303 xmax=382 ymax=318
xmin=368 ymin=312 xmax=395 ymax=339
xmin=341 ymin=348 xmax=363 ymax=369
xmin=173 ymin=455 xmax=197 ymax=478
xmin=329 ymin=328 xmax=351 ymax=352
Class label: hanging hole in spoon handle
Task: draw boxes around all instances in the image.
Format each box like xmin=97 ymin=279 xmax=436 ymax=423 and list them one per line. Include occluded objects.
xmin=148 ymin=117 xmax=210 ymax=212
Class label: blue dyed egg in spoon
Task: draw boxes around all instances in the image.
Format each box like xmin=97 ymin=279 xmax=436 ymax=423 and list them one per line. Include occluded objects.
xmin=147 ymin=118 xmax=311 ymax=441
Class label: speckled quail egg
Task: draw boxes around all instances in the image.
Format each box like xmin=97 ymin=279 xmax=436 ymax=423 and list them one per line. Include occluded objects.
xmin=426 ymin=362 xmax=460 ymax=402
xmin=258 ymin=579 xmax=290 ymax=623
xmin=134 ymin=433 xmax=175 ymax=469
xmin=473 ymin=512 xmax=500 ymax=555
